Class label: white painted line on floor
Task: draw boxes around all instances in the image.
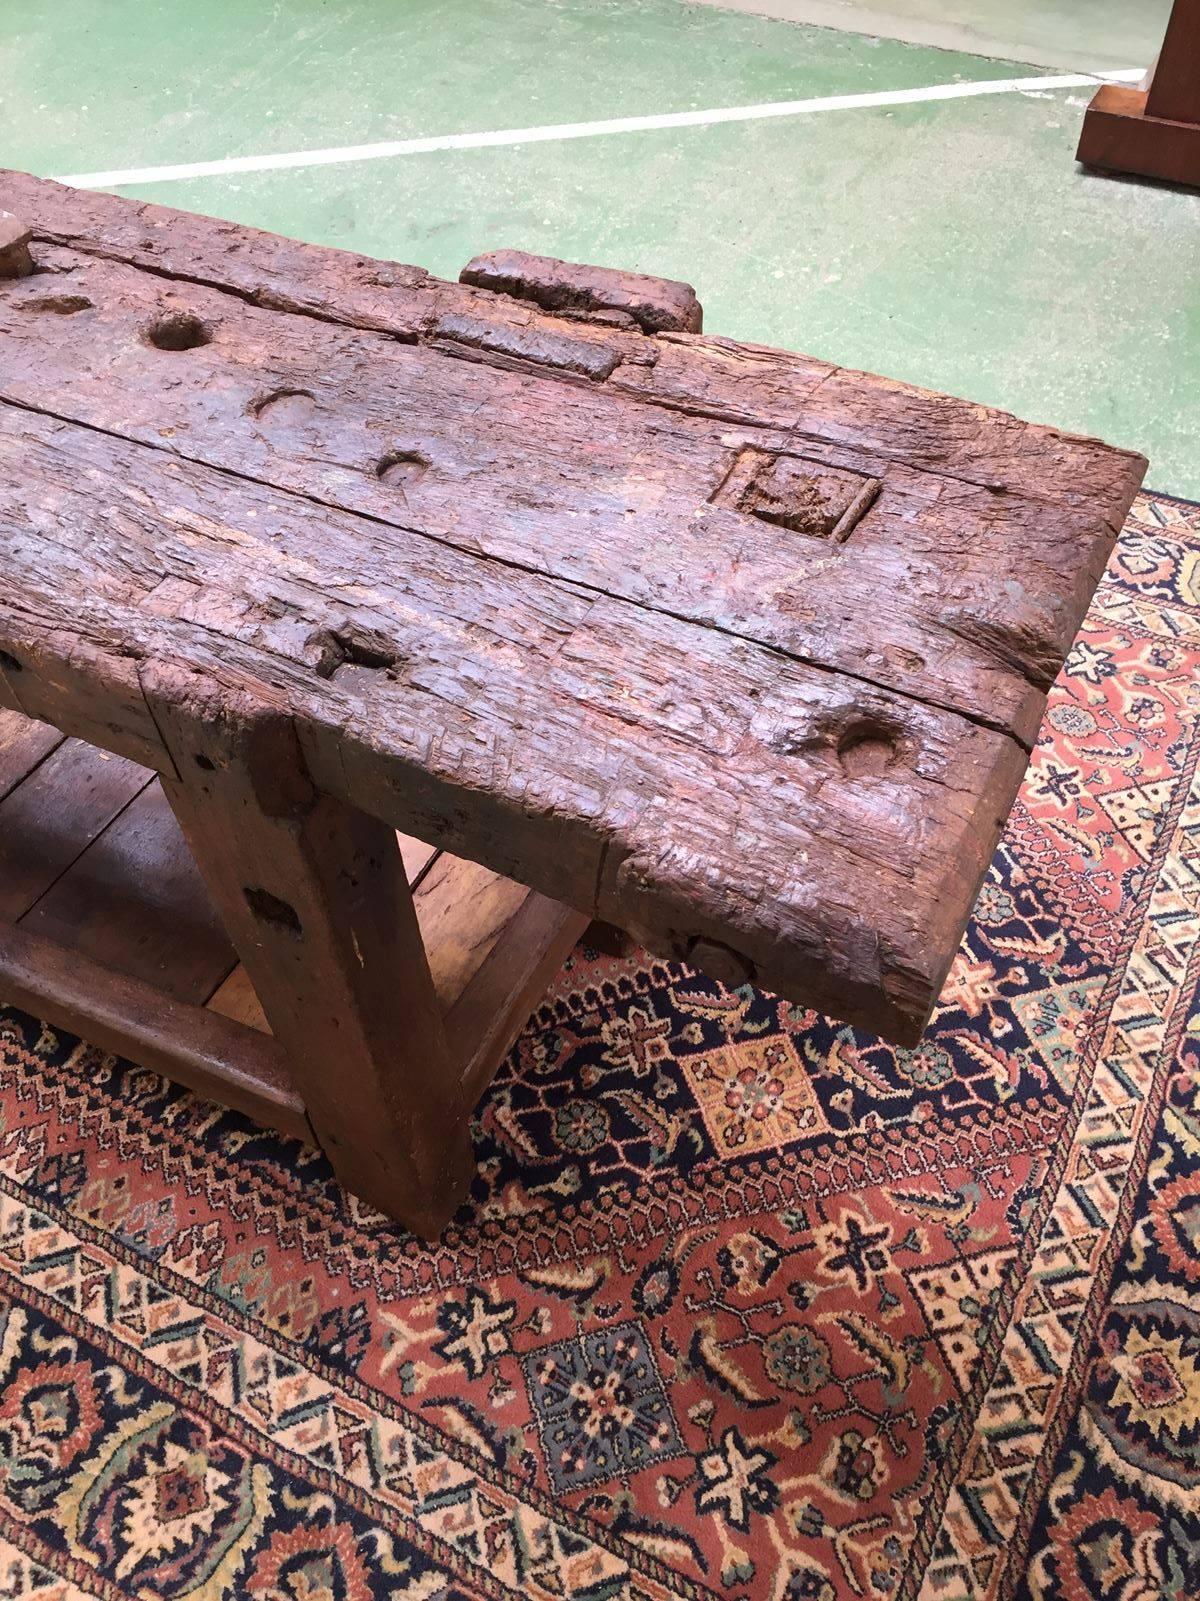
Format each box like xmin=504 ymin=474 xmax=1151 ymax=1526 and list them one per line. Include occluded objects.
xmin=54 ymin=68 xmax=1146 ymax=190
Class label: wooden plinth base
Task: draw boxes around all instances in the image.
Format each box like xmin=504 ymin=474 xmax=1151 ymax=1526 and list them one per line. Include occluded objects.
xmin=0 ymin=707 xmax=586 ymax=1213
xmin=1077 ymin=83 xmax=1200 ymax=189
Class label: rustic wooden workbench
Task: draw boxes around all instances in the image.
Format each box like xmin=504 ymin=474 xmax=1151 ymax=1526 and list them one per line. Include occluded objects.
xmin=0 ymin=170 xmax=1146 ymax=1233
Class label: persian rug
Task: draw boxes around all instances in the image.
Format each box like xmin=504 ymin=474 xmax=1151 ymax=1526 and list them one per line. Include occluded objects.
xmin=1 ymin=490 xmax=1199 ymax=1601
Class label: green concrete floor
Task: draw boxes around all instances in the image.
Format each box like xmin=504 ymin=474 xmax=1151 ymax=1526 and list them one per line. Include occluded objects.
xmin=1 ymin=0 xmax=1197 ymax=493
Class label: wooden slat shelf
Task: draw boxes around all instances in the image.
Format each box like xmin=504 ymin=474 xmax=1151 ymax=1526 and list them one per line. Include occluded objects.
xmin=0 ymin=920 xmax=310 ymax=1140
xmin=0 ymin=707 xmax=586 ymax=1141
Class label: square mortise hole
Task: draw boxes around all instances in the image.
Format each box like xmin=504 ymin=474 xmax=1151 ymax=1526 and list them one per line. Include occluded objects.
xmin=714 ymin=448 xmax=880 ymax=541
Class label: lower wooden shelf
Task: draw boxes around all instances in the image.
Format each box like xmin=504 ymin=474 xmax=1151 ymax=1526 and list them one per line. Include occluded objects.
xmin=0 ymin=707 xmax=586 ymax=1138
xmin=0 ymin=919 xmax=312 ymax=1138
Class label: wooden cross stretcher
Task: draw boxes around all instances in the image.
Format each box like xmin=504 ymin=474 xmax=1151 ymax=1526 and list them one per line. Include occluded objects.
xmin=0 ymin=171 xmax=1146 ymax=1233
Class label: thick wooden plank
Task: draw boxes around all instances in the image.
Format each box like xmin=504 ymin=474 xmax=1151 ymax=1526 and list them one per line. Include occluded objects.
xmin=0 ymin=168 xmax=1143 ymax=509
xmin=0 ymin=612 xmax=166 ymax=770
xmin=0 ymin=240 xmax=1143 ymax=747
xmin=0 ymin=918 xmax=309 ymax=1140
xmin=0 ymin=175 xmax=1148 ymax=1042
xmin=0 ymin=706 xmax=62 ymax=801
xmin=22 ymin=781 xmax=237 ymax=1005
xmin=0 ymin=737 xmax=150 ymax=921
xmin=0 ymin=406 xmax=1031 ymax=1042
xmin=150 ymin=679 xmax=474 ymax=1231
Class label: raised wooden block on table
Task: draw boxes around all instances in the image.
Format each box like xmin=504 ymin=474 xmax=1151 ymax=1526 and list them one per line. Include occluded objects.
xmin=0 ymin=170 xmax=1147 ymax=1232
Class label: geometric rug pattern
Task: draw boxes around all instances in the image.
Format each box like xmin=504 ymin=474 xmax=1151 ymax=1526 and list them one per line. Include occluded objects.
xmin=1 ymin=491 xmax=1198 ymax=1598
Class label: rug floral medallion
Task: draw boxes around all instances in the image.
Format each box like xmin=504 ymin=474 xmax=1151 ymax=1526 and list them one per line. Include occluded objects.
xmin=1 ymin=492 xmax=1199 ymax=1601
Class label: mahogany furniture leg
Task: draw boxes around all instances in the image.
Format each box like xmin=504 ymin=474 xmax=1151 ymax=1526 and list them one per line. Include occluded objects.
xmin=1076 ymin=0 xmax=1200 ymax=187
xmin=149 ymin=674 xmax=475 ymax=1233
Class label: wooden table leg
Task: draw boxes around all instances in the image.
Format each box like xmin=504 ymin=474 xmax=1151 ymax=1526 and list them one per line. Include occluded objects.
xmin=1076 ymin=0 xmax=1200 ymax=188
xmin=147 ymin=673 xmax=475 ymax=1235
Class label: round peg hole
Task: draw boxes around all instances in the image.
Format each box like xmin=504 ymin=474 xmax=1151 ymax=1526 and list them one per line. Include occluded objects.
xmin=687 ymin=936 xmax=755 ymax=989
xmin=837 ymin=720 xmax=902 ymax=778
xmin=252 ymin=388 xmax=317 ymax=427
xmin=375 ymin=450 xmax=429 ymax=487
xmin=147 ymin=312 xmax=211 ymax=351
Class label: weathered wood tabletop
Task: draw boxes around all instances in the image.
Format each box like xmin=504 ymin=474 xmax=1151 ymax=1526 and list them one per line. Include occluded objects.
xmin=0 ymin=168 xmax=1146 ymax=1056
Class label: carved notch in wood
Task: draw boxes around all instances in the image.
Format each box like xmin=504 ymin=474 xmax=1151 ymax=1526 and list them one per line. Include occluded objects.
xmin=713 ymin=448 xmax=881 ymax=542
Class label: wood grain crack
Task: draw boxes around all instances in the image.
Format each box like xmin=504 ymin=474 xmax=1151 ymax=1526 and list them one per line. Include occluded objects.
xmin=0 ymin=388 xmax=1033 ymax=752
